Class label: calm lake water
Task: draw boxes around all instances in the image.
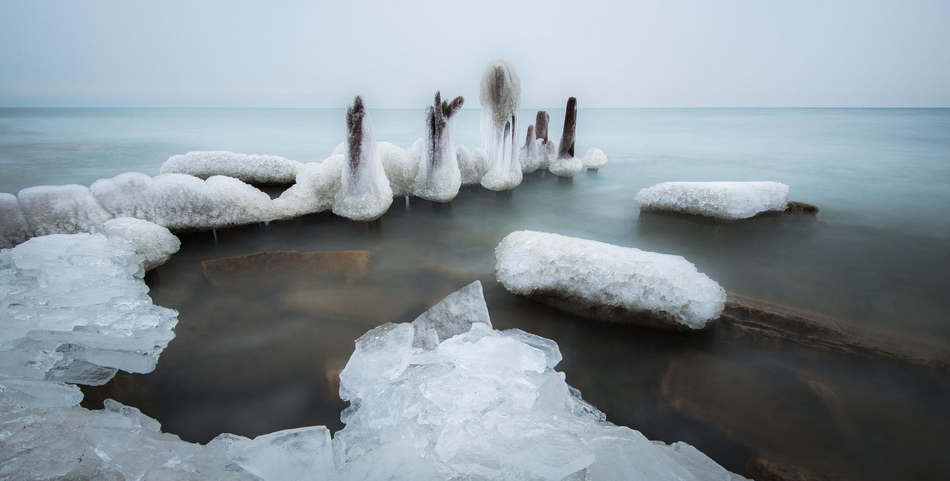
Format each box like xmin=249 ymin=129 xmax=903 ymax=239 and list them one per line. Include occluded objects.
xmin=3 ymin=107 xmax=949 ymax=479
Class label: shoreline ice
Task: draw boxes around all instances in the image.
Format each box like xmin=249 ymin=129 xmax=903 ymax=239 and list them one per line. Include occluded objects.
xmin=635 ymin=181 xmax=789 ymax=220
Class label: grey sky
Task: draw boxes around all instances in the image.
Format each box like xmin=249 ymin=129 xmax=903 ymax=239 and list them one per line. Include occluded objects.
xmin=1 ymin=0 xmax=948 ymax=108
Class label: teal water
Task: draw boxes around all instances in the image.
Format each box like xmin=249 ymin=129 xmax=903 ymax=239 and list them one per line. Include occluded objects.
xmin=4 ymin=108 xmax=950 ymax=479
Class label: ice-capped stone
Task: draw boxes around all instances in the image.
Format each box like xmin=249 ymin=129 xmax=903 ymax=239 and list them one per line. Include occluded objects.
xmin=549 ymin=97 xmax=582 ymax=177
xmin=479 ymin=60 xmax=523 ymax=191
xmin=635 ymin=181 xmax=790 ymax=220
xmin=17 ymin=184 xmax=113 ymax=237
xmin=160 ymin=151 xmax=305 ymax=184
xmin=494 ymin=230 xmax=726 ymax=330
xmin=332 ymin=282 xmax=746 ymax=480
xmin=0 ymin=192 xmax=29 ymax=248
xmin=271 ymin=159 xmax=341 ymax=219
xmin=227 ymin=426 xmax=334 ymax=481
xmin=411 ymin=280 xmax=492 ymax=350
xmin=91 ymin=172 xmax=274 ymax=230
xmin=414 ymin=92 xmax=464 ymax=203
xmin=100 ymin=217 xmax=181 ymax=270
xmin=333 ymin=96 xmax=394 ymax=221
xmin=583 ymin=147 xmax=608 ymax=170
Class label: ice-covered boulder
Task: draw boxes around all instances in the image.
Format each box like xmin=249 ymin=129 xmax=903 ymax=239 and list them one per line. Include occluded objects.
xmin=636 ymin=181 xmax=790 ymax=220
xmin=271 ymin=159 xmax=341 ymax=219
xmin=0 ymin=193 xmax=29 ymax=249
xmin=582 ymin=147 xmax=608 ymax=170
xmin=333 ymin=97 xmax=394 ymax=221
xmin=17 ymin=184 xmax=113 ymax=237
xmin=99 ymin=217 xmax=181 ymax=270
xmin=332 ymin=280 xmax=746 ymax=479
xmin=161 ymin=151 xmax=305 ymax=184
xmin=494 ymin=231 xmax=726 ymax=330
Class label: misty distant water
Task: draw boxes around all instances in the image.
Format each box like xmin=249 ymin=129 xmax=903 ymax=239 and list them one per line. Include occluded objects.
xmin=4 ymin=107 xmax=950 ymax=479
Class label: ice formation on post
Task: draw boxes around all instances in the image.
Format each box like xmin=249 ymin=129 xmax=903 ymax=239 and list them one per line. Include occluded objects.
xmin=635 ymin=181 xmax=790 ymax=220
xmin=495 ymin=231 xmax=726 ymax=330
xmin=533 ymin=110 xmax=558 ymax=170
xmin=548 ymin=97 xmax=583 ymax=177
xmin=479 ymin=60 xmax=523 ymax=191
xmin=332 ymin=281 xmax=747 ymax=479
xmin=160 ymin=151 xmax=305 ymax=185
xmin=333 ymin=96 xmax=394 ymax=221
xmin=520 ymin=124 xmax=542 ymax=173
xmin=414 ymin=92 xmax=465 ymax=202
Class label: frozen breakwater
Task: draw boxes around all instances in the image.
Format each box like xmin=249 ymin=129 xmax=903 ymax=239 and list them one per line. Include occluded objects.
xmin=0 ymin=227 xmax=745 ymax=480
xmin=495 ymin=231 xmax=726 ymax=330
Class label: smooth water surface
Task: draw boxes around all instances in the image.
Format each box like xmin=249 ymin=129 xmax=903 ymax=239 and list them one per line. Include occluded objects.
xmin=4 ymin=107 xmax=949 ymax=479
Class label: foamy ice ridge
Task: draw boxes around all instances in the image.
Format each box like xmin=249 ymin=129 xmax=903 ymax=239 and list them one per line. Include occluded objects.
xmin=0 ymin=239 xmax=744 ymax=480
xmin=495 ymin=231 xmax=726 ymax=330
xmin=635 ymin=181 xmax=789 ymax=220
xmin=161 ymin=151 xmax=305 ymax=185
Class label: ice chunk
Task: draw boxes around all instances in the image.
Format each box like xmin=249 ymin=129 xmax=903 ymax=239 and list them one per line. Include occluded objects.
xmin=0 ymin=192 xmax=29 ymax=248
xmin=333 ymin=283 xmax=745 ymax=480
xmin=17 ymin=184 xmax=113 ymax=237
xmin=413 ymin=93 xmax=464 ymax=203
xmin=479 ymin=60 xmax=523 ymax=191
xmin=100 ymin=217 xmax=181 ymax=270
xmin=333 ymin=97 xmax=394 ymax=221
xmin=227 ymin=426 xmax=334 ymax=480
xmin=0 ymin=233 xmax=178 ymax=384
xmin=636 ymin=181 xmax=790 ymax=220
xmin=494 ymin=230 xmax=726 ymax=329
xmin=411 ymin=280 xmax=491 ymax=350
xmin=548 ymin=155 xmax=582 ymax=177
xmin=271 ymin=159 xmax=341 ymax=219
xmin=161 ymin=150 xmax=305 ymax=184
xmin=583 ymin=147 xmax=608 ymax=170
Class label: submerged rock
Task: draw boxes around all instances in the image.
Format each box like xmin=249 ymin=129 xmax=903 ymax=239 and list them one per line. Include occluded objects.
xmin=494 ymin=230 xmax=726 ymax=330
xmin=201 ymin=250 xmax=371 ymax=287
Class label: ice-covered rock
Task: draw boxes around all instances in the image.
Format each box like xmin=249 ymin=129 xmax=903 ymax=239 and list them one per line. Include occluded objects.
xmin=582 ymin=147 xmax=608 ymax=170
xmin=99 ymin=217 xmax=181 ymax=270
xmin=479 ymin=60 xmax=523 ymax=191
xmin=17 ymin=184 xmax=113 ymax=237
xmin=379 ymin=142 xmax=417 ymax=198
xmin=457 ymin=145 xmax=489 ymax=186
xmin=271 ymin=159 xmax=341 ymax=219
xmin=333 ymin=97 xmax=393 ymax=221
xmin=636 ymin=181 xmax=790 ymax=220
xmin=494 ymin=231 xmax=726 ymax=330
xmin=161 ymin=151 xmax=305 ymax=184
xmin=333 ymin=280 xmax=746 ymax=479
xmin=414 ymin=92 xmax=464 ymax=203
xmin=0 ymin=193 xmax=29 ymax=249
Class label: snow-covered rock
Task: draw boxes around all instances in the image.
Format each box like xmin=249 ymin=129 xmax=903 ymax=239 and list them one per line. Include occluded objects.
xmin=161 ymin=151 xmax=305 ymax=184
xmin=17 ymin=184 xmax=113 ymax=237
xmin=494 ymin=231 xmax=726 ymax=330
xmin=636 ymin=181 xmax=789 ymax=220
xmin=582 ymin=147 xmax=608 ymax=170
xmin=99 ymin=217 xmax=181 ymax=270
xmin=271 ymin=159 xmax=341 ymax=219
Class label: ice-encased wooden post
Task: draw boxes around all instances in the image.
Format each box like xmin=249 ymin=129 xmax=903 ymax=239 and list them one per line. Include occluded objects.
xmin=415 ymin=91 xmax=465 ymax=202
xmin=535 ymin=111 xmax=550 ymax=144
xmin=333 ymin=96 xmax=393 ymax=221
xmin=558 ymin=97 xmax=577 ymax=159
xmin=479 ymin=60 xmax=523 ymax=191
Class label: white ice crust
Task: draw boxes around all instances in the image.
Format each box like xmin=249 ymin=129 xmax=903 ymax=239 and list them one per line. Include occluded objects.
xmin=99 ymin=217 xmax=181 ymax=271
xmin=161 ymin=151 xmax=305 ymax=184
xmin=495 ymin=231 xmax=726 ymax=330
xmin=635 ymin=181 xmax=789 ymax=220
xmin=0 ymin=252 xmax=746 ymax=479
xmin=333 ymin=115 xmax=394 ymax=222
xmin=582 ymin=147 xmax=608 ymax=170
xmin=548 ymin=155 xmax=583 ymax=177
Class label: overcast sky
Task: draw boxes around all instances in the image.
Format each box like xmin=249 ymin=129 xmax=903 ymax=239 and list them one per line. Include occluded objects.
xmin=1 ymin=0 xmax=948 ymax=108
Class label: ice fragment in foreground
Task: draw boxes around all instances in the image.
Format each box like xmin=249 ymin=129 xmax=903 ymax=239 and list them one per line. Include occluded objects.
xmin=636 ymin=181 xmax=789 ymax=220
xmin=494 ymin=230 xmax=726 ymax=329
